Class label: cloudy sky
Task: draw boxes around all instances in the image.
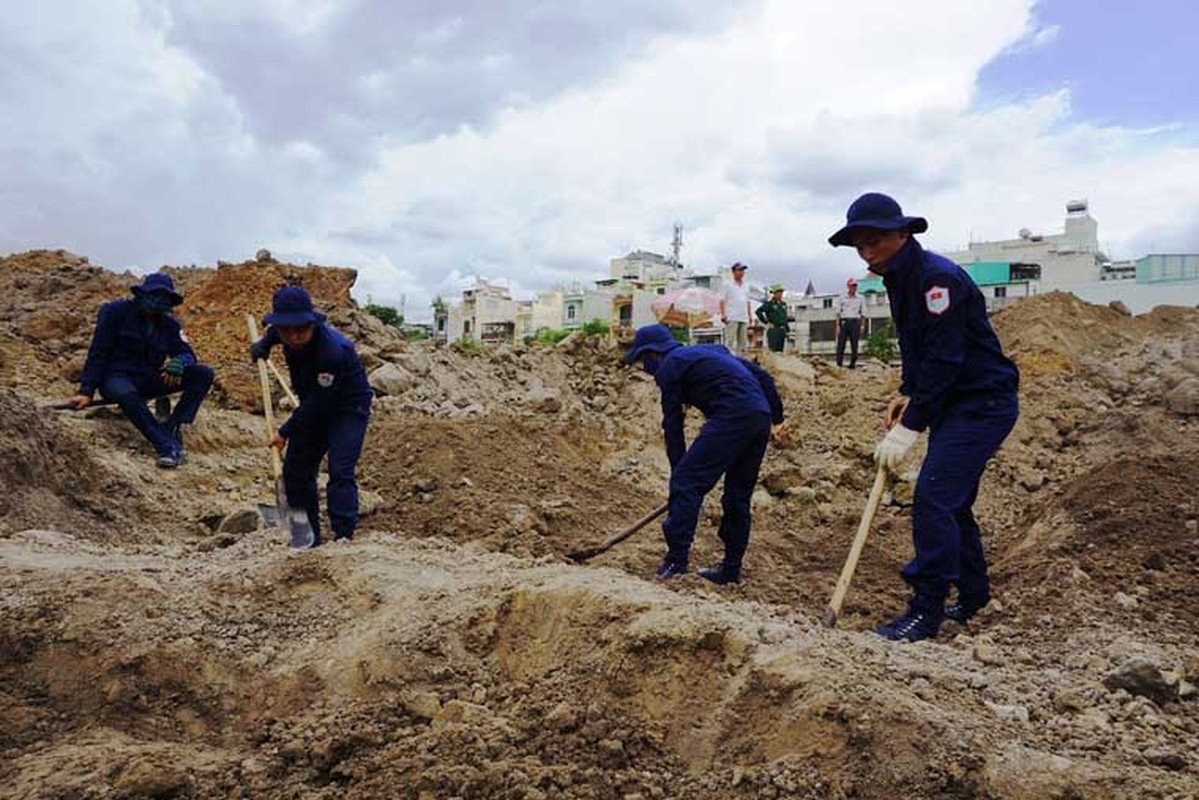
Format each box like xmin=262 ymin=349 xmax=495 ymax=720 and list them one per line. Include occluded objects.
xmin=2 ymin=0 xmax=1197 ymax=320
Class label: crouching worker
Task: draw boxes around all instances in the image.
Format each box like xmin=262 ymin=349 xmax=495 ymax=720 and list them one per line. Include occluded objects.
xmin=250 ymin=286 xmax=372 ymax=545
xmin=68 ymin=273 xmax=214 ymax=468
xmin=625 ymin=324 xmax=787 ymax=584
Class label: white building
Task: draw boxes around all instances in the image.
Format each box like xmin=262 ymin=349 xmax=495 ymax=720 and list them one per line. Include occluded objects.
xmin=942 ymin=200 xmax=1101 ymax=288
xmin=444 ymin=280 xmax=519 ymax=344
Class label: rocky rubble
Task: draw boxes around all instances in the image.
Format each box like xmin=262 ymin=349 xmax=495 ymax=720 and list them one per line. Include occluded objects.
xmin=1 ymin=254 xmax=1198 ymax=798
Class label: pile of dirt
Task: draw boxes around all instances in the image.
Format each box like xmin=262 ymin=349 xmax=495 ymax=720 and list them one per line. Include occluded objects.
xmin=2 ymin=256 xmax=1198 ymax=797
xmin=0 ymin=389 xmax=144 ymax=538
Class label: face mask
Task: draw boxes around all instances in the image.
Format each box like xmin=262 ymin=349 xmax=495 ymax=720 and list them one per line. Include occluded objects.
xmin=642 ymin=352 xmax=662 ymax=376
xmin=137 ymin=292 xmax=172 ymax=314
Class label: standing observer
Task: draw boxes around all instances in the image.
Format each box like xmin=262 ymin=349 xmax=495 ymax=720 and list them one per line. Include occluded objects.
xmin=835 ymin=278 xmax=866 ymax=368
xmin=719 ymin=262 xmax=752 ymax=354
xmin=756 ymin=283 xmax=790 ymax=353
xmin=829 ymin=193 xmax=1019 ymax=642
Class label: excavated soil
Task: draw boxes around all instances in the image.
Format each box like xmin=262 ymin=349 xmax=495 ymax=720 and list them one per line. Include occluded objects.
xmin=2 ymin=251 xmax=1199 ymax=799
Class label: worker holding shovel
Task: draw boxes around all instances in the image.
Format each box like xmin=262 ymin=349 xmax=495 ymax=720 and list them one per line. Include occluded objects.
xmin=250 ymin=286 xmax=373 ymax=545
xmin=829 ymin=193 xmax=1019 ymax=642
xmin=625 ymin=324 xmax=787 ymax=584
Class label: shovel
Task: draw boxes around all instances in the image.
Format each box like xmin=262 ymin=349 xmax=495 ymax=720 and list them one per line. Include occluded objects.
xmin=567 ymin=502 xmax=669 ymax=562
xmin=822 ymin=464 xmax=888 ymax=628
xmin=247 ymin=314 xmax=315 ymax=549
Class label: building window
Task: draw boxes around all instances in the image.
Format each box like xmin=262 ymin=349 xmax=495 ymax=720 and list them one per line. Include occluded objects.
xmin=994 ymin=286 xmax=1007 ymax=298
xmin=567 ymin=305 xmax=577 ymax=320
xmin=822 ymin=298 xmax=834 ymax=309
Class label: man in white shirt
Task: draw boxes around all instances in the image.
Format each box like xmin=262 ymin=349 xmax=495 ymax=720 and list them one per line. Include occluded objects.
xmin=835 ymin=277 xmax=866 ymax=368
xmin=720 ymin=262 xmax=751 ymax=354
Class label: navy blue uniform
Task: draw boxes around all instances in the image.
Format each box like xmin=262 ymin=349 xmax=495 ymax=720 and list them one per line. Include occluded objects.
xmin=654 ymin=345 xmax=783 ymax=567
xmin=263 ymin=322 xmax=373 ymax=542
xmin=80 ymin=299 xmax=214 ymax=457
xmin=883 ymin=238 xmax=1019 ymax=611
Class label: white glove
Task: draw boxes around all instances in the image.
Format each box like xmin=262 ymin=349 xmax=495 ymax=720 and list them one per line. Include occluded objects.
xmin=874 ymin=424 xmax=919 ymax=472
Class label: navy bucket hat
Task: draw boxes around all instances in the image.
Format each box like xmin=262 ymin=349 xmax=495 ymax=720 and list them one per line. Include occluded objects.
xmin=828 ymin=192 xmax=928 ymax=247
xmin=130 ymin=272 xmax=183 ymax=306
xmin=624 ymin=323 xmax=682 ymax=364
xmin=263 ymin=286 xmax=325 ymax=327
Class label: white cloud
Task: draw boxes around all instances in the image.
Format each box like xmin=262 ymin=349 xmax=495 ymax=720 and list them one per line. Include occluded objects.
xmin=2 ymin=0 xmax=1198 ymax=319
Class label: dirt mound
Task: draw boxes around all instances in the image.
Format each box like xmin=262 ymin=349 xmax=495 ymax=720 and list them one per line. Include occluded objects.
xmin=991 ymin=290 xmax=1199 ymax=377
xmin=2 ymin=252 xmax=1198 ymax=797
xmin=178 ymin=258 xmax=363 ymax=411
xmin=999 ymin=452 xmax=1199 ymax=629
xmin=0 ymin=389 xmax=142 ymax=538
xmin=4 ymin=535 xmax=1194 ymax=799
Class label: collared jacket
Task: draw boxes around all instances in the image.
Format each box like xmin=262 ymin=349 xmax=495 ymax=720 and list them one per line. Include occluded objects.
xmin=79 ymin=299 xmax=196 ymax=396
xmin=755 ymin=299 xmax=790 ymax=330
xmin=883 ymin=238 xmax=1019 ymax=432
xmin=261 ymin=323 xmax=373 ymax=438
xmin=654 ymin=344 xmax=784 ymax=467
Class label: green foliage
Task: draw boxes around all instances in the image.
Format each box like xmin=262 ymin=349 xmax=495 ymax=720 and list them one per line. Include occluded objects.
xmin=451 ymin=334 xmax=482 ymax=354
xmin=533 ymin=328 xmax=572 ymax=345
xmin=431 ymin=295 xmax=447 ymax=313
xmin=666 ymin=326 xmax=691 ymax=344
xmin=580 ymin=318 xmax=610 ymax=337
xmin=365 ymin=303 xmax=403 ymax=328
xmin=403 ymin=328 xmax=429 ymax=341
xmin=864 ymin=324 xmax=896 ymax=363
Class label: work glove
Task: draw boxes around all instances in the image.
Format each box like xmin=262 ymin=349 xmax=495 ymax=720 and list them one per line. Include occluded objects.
xmin=249 ymin=337 xmax=272 ymax=362
xmin=164 ymin=355 xmax=187 ymax=376
xmin=874 ymin=424 xmax=919 ymax=472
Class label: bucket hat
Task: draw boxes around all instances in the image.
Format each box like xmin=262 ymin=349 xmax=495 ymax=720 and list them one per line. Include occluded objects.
xmin=624 ymin=324 xmax=682 ymax=364
xmin=828 ymin=193 xmax=928 ymax=247
xmin=263 ymin=286 xmax=325 ymax=327
xmin=130 ymin=273 xmax=183 ymax=306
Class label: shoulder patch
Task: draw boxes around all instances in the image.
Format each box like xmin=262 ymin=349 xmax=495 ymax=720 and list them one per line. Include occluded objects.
xmin=924 ymin=285 xmax=950 ymax=315
xmin=317 ymin=372 xmax=335 ymax=388
xmin=178 ymin=328 xmax=190 ymax=345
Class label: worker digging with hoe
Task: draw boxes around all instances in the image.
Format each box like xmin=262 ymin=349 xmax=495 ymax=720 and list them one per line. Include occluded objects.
xmin=250 ymin=286 xmax=373 ymax=546
xmin=829 ymin=192 xmax=1020 ymax=642
xmin=625 ymin=323 xmax=788 ymax=584
xmin=68 ymin=273 xmax=214 ymax=468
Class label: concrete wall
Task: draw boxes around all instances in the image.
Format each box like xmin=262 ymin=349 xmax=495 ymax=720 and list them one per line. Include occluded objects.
xmin=1063 ymin=280 xmax=1199 ymax=314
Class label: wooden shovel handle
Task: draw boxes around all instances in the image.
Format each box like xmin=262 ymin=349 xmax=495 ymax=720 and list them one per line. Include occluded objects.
xmin=822 ymin=465 xmax=888 ymax=628
xmin=247 ymin=315 xmax=282 ymax=481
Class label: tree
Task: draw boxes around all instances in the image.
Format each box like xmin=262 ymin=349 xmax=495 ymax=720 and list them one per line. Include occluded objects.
xmin=864 ymin=323 xmax=895 ymax=363
xmin=365 ymin=303 xmax=403 ymax=328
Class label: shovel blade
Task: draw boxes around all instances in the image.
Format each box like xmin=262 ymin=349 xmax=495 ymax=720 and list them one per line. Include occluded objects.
xmin=271 ymin=477 xmax=315 ymax=549
xmin=258 ymin=503 xmax=280 ymax=527
xmin=287 ymin=509 xmax=315 ymax=549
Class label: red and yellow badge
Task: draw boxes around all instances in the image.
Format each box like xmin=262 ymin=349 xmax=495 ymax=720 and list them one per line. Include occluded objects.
xmin=924 ymin=285 xmax=949 ymax=315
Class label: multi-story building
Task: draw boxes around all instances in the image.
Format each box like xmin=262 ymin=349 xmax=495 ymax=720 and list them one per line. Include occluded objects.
xmin=942 ymin=200 xmax=1101 ymax=288
xmin=443 ymin=280 xmax=519 ymax=344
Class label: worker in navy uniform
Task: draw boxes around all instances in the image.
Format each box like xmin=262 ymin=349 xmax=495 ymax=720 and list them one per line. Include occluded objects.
xmin=829 ymin=193 xmax=1019 ymax=642
xmin=625 ymin=324 xmax=788 ymax=584
xmin=250 ymin=286 xmax=373 ymax=545
xmin=68 ymin=273 xmax=214 ymax=468
xmin=755 ymin=284 xmax=790 ymax=353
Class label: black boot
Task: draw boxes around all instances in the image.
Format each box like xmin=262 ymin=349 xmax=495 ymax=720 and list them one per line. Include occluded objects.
xmin=698 ymin=561 xmax=741 ymax=585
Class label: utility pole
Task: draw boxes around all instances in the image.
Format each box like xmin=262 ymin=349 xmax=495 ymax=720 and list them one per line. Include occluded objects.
xmin=671 ymin=223 xmax=683 ymax=268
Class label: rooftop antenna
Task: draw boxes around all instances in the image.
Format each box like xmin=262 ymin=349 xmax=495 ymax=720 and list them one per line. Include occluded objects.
xmin=671 ymin=223 xmax=683 ymax=267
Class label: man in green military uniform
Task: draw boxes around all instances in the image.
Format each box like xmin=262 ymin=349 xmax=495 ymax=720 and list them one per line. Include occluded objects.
xmin=755 ymin=284 xmax=790 ymax=353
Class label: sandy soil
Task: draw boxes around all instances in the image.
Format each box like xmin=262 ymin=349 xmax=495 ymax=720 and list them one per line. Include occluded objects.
xmin=2 ymin=251 xmax=1197 ymax=799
